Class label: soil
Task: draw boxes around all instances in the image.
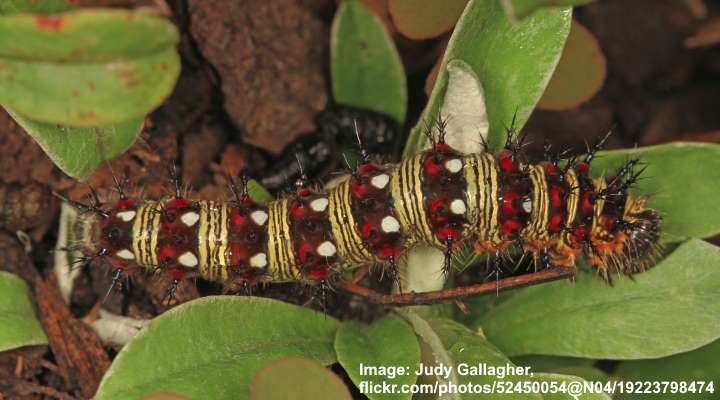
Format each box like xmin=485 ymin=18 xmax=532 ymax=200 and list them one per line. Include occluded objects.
xmin=1 ymin=0 xmax=719 ymax=398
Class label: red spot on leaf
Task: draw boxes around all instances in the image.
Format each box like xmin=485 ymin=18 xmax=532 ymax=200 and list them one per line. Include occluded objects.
xmin=35 ymin=16 xmax=65 ymax=31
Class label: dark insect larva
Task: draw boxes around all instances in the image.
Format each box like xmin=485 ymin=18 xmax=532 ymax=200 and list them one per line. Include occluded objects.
xmin=258 ymin=105 xmax=401 ymax=191
xmin=71 ymin=124 xmax=661 ymax=298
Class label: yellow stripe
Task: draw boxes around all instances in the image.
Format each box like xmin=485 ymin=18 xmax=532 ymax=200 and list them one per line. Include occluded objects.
xmin=523 ymin=164 xmax=549 ymax=241
xmin=328 ymin=180 xmax=372 ymax=265
xmin=464 ymin=154 xmax=481 ymax=230
xmin=392 ymin=155 xmax=438 ymax=246
xmin=267 ymin=199 xmax=299 ymax=282
xmin=480 ymin=153 xmax=501 ymax=243
xmin=561 ymin=168 xmax=580 ymax=246
xmin=198 ymin=202 xmax=229 ymax=280
xmin=591 ymin=177 xmax=607 ymax=236
xmin=132 ymin=201 xmax=160 ymax=270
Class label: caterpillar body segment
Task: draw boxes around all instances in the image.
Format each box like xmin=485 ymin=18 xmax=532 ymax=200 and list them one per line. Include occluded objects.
xmin=74 ymin=138 xmax=661 ymax=291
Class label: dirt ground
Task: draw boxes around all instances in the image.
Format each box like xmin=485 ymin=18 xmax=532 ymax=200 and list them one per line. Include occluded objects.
xmin=1 ymin=0 xmax=719 ymax=398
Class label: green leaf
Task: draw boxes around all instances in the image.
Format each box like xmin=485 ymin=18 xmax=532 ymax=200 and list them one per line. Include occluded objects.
xmin=476 ymin=239 xmax=720 ymax=359
xmin=531 ymin=373 xmax=611 ymax=400
xmin=0 ymin=9 xmax=180 ymax=126
xmin=95 ymin=297 xmax=340 ymax=400
xmin=8 ymin=109 xmax=144 ymax=180
xmin=336 ymin=314 xmax=420 ymax=400
xmin=590 ymin=142 xmax=720 ymax=240
xmin=331 ymin=0 xmax=407 ymax=125
xmin=501 ymin=0 xmax=592 ymax=21
xmin=0 ymin=271 xmax=48 ymax=352
xmin=404 ymin=0 xmax=571 ymax=155
xmin=612 ymin=339 xmax=720 ymax=400
xmin=400 ymin=310 xmax=541 ymax=399
xmin=250 ymin=357 xmax=352 ymax=400
xmin=247 ymin=179 xmax=274 ymax=205
xmin=0 ymin=0 xmax=71 ymax=14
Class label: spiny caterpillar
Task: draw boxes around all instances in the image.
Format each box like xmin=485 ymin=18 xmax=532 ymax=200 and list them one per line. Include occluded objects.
xmin=69 ymin=122 xmax=661 ymax=300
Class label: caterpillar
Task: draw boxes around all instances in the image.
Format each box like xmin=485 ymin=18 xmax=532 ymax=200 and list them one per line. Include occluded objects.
xmin=69 ymin=121 xmax=661 ymax=299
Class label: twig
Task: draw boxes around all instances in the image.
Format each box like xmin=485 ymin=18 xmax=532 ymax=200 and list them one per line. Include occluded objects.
xmin=338 ymin=267 xmax=574 ymax=305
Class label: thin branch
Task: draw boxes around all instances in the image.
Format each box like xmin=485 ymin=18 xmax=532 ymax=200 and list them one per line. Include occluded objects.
xmin=338 ymin=267 xmax=575 ymax=305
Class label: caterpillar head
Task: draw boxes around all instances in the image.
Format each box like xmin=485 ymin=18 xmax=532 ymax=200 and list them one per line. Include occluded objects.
xmin=619 ymin=195 xmax=662 ymax=273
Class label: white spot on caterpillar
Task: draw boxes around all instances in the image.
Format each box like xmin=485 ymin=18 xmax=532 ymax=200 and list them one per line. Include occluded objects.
xmin=178 ymin=251 xmax=198 ymax=267
xmin=381 ymin=216 xmax=400 ymax=233
xmin=116 ymin=210 xmax=136 ymax=222
xmin=251 ymin=210 xmax=268 ymax=226
xmin=522 ymin=198 xmax=533 ymax=213
xmin=370 ymin=174 xmax=390 ymax=189
xmin=250 ymin=252 xmax=267 ymax=268
xmin=310 ymin=198 xmax=329 ymax=212
xmin=116 ymin=249 xmax=134 ymax=260
xmin=445 ymin=159 xmax=462 ymax=173
xmin=317 ymin=241 xmax=337 ymax=257
xmin=450 ymin=199 xmax=466 ymax=215
xmin=181 ymin=211 xmax=199 ymax=227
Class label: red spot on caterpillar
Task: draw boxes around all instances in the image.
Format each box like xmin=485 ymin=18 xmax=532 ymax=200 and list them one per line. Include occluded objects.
xmin=160 ymin=245 xmax=174 ymax=262
xmin=115 ymin=198 xmax=136 ymax=209
xmin=35 ymin=16 xmax=65 ymax=31
xmin=361 ymin=223 xmax=374 ymax=238
xmin=602 ymin=215 xmax=616 ymax=231
xmin=379 ymin=246 xmax=400 ymax=259
xmin=498 ymin=150 xmax=516 ymax=172
xmin=438 ymin=227 xmax=461 ymax=241
xmin=549 ymin=214 xmax=564 ymax=232
xmin=582 ymin=192 xmax=594 ymax=212
xmin=358 ymin=163 xmax=378 ymax=174
xmin=576 ymin=161 xmax=590 ymax=173
xmin=502 ymin=192 xmax=518 ymax=215
xmin=298 ymin=242 xmax=312 ymax=263
xmin=572 ymin=226 xmax=587 ymax=242
xmin=502 ymin=219 xmax=522 ymax=235
xmin=231 ymin=208 xmax=245 ymax=225
xmin=297 ymin=188 xmax=312 ymax=197
xmin=351 ymin=181 xmax=366 ymax=197
xmin=545 ymin=163 xmax=557 ymax=174
xmin=550 ymin=186 xmax=563 ymax=208
xmin=172 ymin=198 xmax=190 ymax=207
xmin=423 ymin=156 xmax=442 ymax=175
xmin=430 ymin=198 xmax=444 ymax=213
xmin=434 ymin=143 xmax=452 ymax=153
xmin=290 ymin=201 xmax=305 ymax=217
xmin=308 ymin=266 xmax=329 ymax=280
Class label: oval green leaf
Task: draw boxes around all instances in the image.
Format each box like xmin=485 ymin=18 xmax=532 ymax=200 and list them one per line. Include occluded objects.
xmin=400 ymin=309 xmax=541 ymax=399
xmin=250 ymin=357 xmax=351 ymax=400
xmin=0 ymin=9 xmax=180 ymax=126
xmin=612 ymin=339 xmax=720 ymax=400
xmin=477 ymin=239 xmax=720 ymax=359
xmin=95 ymin=296 xmax=340 ymax=400
xmin=590 ymin=142 xmax=720 ymax=240
xmin=404 ymin=0 xmax=571 ymax=155
xmin=8 ymin=109 xmax=144 ymax=180
xmin=331 ymin=0 xmax=407 ymax=125
xmin=0 ymin=271 xmax=48 ymax=352
xmin=336 ymin=314 xmax=420 ymax=400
